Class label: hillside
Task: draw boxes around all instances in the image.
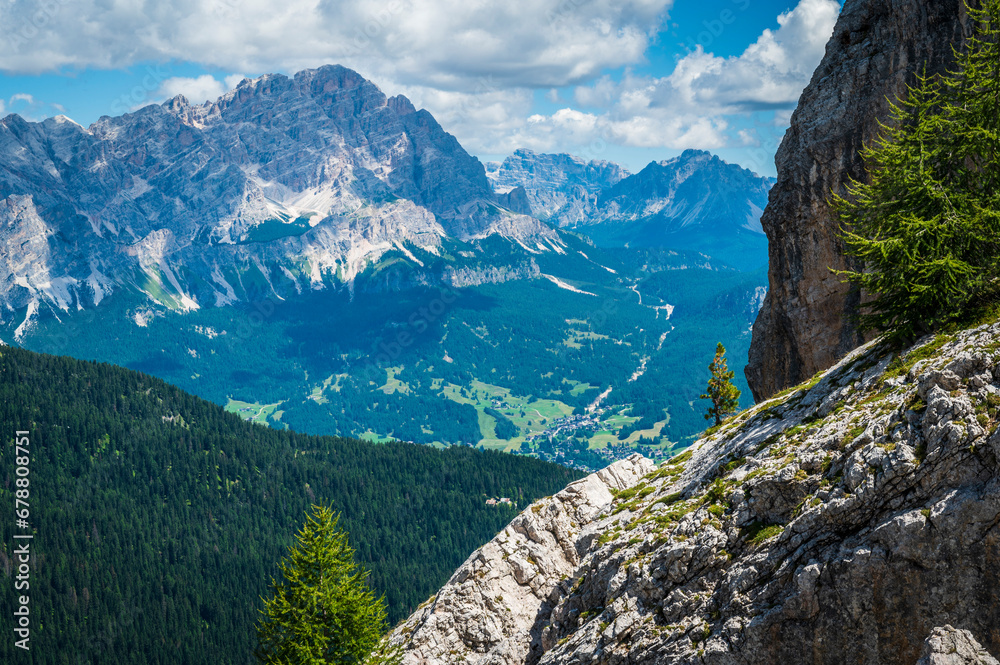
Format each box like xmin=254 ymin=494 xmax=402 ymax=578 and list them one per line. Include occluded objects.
xmin=0 ymin=346 xmax=580 ymax=664
xmin=747 ymin=0 xmax=974 ymax=399
xmin=12 ymin=235 xmax=764 ymax=470
xmin=391 ymin=319 xmax=1000 ymax=663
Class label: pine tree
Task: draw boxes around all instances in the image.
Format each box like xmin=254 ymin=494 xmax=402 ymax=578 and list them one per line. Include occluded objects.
xmin=255 ymin=505 xmax=400 ymax=665
xmin=700 ymin=343 xmax=741 ymax=427
xmin=832 ymin=0 xmax=1000 ymax=343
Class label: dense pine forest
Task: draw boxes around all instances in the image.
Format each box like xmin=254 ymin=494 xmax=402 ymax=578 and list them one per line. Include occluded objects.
xmin=0 ymin=347 xmax=581 ymax=664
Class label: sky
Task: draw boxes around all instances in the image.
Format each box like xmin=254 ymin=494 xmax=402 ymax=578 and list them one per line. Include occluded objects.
xmin=0 ymin=0 xmax=843 ymax=177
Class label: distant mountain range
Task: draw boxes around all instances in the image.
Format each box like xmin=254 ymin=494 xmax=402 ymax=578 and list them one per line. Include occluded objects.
xmin=487 ymin=148 xmax=774 ymax=270
xmin=0 ymin=65 xmax=556 ymax=334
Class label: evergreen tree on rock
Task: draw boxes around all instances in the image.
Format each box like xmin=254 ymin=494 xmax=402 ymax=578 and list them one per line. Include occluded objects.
xmin=833 ymin=0 xmax=1000 ymax=344
xmin=700 ymin=343 xmax=741 ymax=427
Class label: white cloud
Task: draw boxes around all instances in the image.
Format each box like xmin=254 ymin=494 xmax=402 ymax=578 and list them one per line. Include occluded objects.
xmin=9 ymin=93 xmax=34 ymax=105
xmin=154 ymin=75 xmax=227 ymax=105
xmin=446 ymin=0 xmax=839 ymax=157
xmin=0 ymin=0 xmax=673 ymax=91
xmin=0 ymin=0 xmax=838 ymax=170
xmin=666 ymin=0 xmax=841 ymax=111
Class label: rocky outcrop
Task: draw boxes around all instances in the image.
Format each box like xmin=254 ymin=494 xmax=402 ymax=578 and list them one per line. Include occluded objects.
xmin=395 ymin=319 xmax=1000 ymax=664
xmin=747 ymin=0 xmax=975 ymax=400
xmin=392 ymin=455 xmax=655 ymax=665
xmin=917 ymin=627 xmax=999 ymax=665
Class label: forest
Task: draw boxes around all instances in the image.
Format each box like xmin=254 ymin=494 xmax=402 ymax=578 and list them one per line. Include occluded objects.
xmin=12 ymin=232 xmax=766 ymax=464
xmin=0 ymin=347 xmax=580 ymax=664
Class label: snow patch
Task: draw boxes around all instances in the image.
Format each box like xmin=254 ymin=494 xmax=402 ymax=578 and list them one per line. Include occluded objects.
xmin=540 ymin=274 xmax=597 ymax=297
xmin=210 ymin=264 xmax=240 ymax=306
xmin=394 ymin=242 xmax=425 ymax=267
xmin=14 ymin=299 xmax=38 ymax=342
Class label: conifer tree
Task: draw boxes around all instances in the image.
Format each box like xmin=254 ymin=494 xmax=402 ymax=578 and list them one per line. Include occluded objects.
xmin=700 ymin=343 xmax=741 ymax=426
xmin=833 ymin=0 xmax=1000 ymax=343
xmin=255 ymin=505 xmax=400 ymax=665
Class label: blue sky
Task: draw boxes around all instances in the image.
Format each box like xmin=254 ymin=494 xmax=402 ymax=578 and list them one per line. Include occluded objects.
xmin=0 ymin=0 xmax=842 ymax=177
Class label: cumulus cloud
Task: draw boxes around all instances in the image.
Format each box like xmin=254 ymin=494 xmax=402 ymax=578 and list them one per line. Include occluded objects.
xmin=454 ymin=0 xmax=840 ymax=156
xmin=0 ymin=0 xmax=672 ymax=91
xmin=0 ymin=0 xmax=839 ymax=168
xmin=666 ymin=0 xmax=841 ymax=111
xmin=3 ymin=92 xmax=56 ymax=122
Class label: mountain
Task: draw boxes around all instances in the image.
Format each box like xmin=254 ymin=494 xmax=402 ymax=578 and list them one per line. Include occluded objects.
xmin=0 ymin=64 xmax=558 ymax=331
xmin=391 ymin=319 xmax=1000 ymax=664
xmin=0 ymin=66 xmax=769 ymax=469
xmin=747 ymin=0 xmax=974 ymax=400
xmin=0 ymin=345 xmax=580 ymax=663
xmin=577 ymin=150 xmax=773 ymax=271
xmin=486 ymin=149 xmax=630 ymax=225
xmin=488 ymin=149 xmax=774 ymax=271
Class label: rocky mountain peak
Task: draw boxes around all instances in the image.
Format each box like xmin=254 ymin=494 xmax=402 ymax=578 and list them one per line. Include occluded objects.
xmin=0 ymin=64 xmax=559 ymax=328
xmin=486 ymin=149 xmax=630 ymax=225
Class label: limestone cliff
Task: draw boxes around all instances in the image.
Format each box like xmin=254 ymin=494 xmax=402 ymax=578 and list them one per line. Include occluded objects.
xmin=746 ymin=0 xmax=975 ymax=400
xmin=393 ymin=320 xmax=1000 ymax=663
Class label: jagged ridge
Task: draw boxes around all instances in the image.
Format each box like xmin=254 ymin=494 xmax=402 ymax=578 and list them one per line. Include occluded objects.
xmin=0 ymin=65 xmax=560 ymax=332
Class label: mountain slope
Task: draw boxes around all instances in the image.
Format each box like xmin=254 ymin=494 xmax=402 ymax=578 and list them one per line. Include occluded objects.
xmin=391 ymin=320 xmax=1000 ymax=664
xmin=581 ymin=150 xmax=774 ymax=271
xmin=1 ymin=68 xmax=769 ymax=467
xmin=0 ymin=346 xmax=580 ymax=664
xmin=10 ymin=234 xmax=765 ymax=469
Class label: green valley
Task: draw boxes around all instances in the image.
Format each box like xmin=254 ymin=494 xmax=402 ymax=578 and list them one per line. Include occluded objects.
xmin=13 ymin=234 xmax=765 ymax=472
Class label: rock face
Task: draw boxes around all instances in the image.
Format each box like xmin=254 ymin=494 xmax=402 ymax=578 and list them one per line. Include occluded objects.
xmin=585 ymin=150 xmax=773 ymax=271
xmin=394 ymin=320 xmax=1000 ymax=664
xmin=746 ymin=0 xmax=975 ymax=400
xmin=0 ymin=65 xmax=558 ymax=331
xmin=392 ymin=455 xmax=655 ymax=665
